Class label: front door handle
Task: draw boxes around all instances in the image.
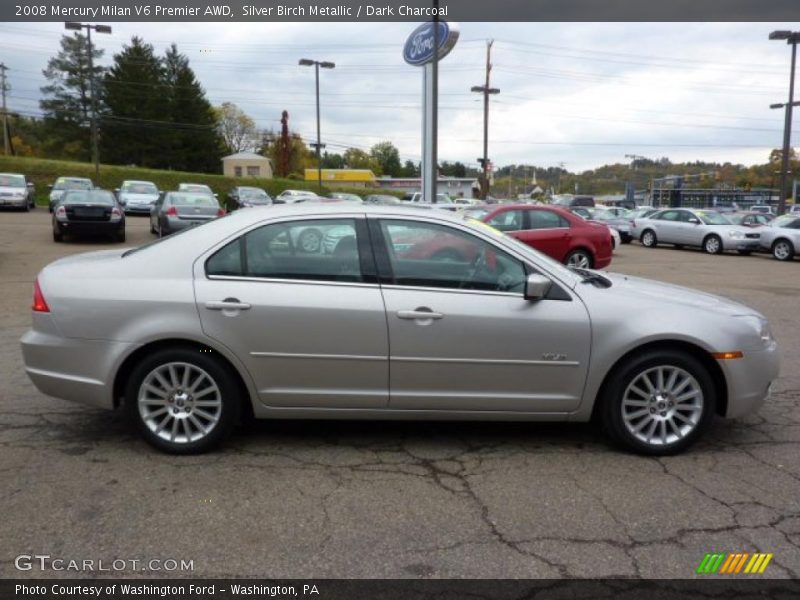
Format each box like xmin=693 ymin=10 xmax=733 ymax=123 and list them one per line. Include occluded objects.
xmin=205 ymin=298 xmax=252 ymax=311
xmin=397 ymin=309 xmax=444 ymax=320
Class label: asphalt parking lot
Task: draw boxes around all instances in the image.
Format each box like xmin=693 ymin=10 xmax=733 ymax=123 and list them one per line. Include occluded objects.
xmin=1 ymin=209 xmax=799 ymax=579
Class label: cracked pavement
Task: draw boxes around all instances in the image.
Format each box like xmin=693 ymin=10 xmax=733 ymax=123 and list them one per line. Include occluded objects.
xmin=1 ymin=211 xmax=798 ymax=579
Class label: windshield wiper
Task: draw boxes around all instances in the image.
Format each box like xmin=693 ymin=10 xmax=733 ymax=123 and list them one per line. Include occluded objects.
xmin=571 ymin=267 xmax=612 ymax=287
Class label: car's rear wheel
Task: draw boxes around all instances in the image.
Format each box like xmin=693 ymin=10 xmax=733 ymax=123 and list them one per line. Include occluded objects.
xmin=703 ymin=234 xmax=723 ymax=255
xmin=640 ymin=229 xmax=657 ymax=247
xmin=565 ymin=248 xmax=593 ymax=269
xmin=772 ymin=239 xmax=794 ymax=261
xmin=125 ymin=347 xmax=241 ymax=454
xmin=297 ymin=228 xmax=323 ymax=253
xmin=601 ymin=350 xmax=716 ymax=455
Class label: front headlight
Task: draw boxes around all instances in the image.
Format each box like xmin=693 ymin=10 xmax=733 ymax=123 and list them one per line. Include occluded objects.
xmin=728 ymin=231 xmax=745 ymax=239
xmin=736 ymin=315 xmax=773 ymax=345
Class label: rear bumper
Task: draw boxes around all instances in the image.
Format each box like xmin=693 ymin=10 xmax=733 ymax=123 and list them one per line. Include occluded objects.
xmin=21 ymin=328 xmax=135 ymax=410
xmin=123 ymin=205 xmax=153 ymax=214
xmin=720 ymin=342 xmax=780 ymax=418
xmin=165 ymin=216 xmax=214 ymax=232
xmin=55 ymin=220 xmax=124 ymax=234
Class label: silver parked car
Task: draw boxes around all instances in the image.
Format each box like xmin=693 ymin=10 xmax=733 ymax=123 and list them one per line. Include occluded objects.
xmin=21 ymin=206 xmax=779 ymax=455
xmin=116 ymin=180 xmax=160 ymax=214
xmin=758 ymin=214 xmax=800 ymax=261
xmin=150 ymin=191 xmax=225 ymax=236
xmin=632 ymin=208 xmax=761 ymax=254
xmin=0 ymin=172 xmax=35 ymax=210
xmin=48 ymin=176 xmax=94 ymax=212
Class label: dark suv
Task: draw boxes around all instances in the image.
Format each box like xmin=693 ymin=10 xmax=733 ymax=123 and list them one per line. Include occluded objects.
xmin=551 ymin=195 xmax=595 ymax=208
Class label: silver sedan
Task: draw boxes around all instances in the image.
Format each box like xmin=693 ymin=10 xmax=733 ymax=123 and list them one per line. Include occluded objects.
xmin=631 ymin=208 xmax=761 ymax=254
xmin=758 ymin=214 xmax=800 ymax=261
xmin=21 ymin=206 xmax=779 ymax=455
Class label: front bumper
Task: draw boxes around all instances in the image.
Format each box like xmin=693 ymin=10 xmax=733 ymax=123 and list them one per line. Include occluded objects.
xmin=722 ymin=238 xmax=760 ymax=252
xmin=0 ymin=196 xmax=28 ymax=207
xmin=21 ymin=326 xmax=136 ymax=410
xmin=719 ymin=342 xmax=780 ymax=418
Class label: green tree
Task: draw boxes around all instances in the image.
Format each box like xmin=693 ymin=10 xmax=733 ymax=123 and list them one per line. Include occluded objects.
xmin=214 ymin=102 xmax=258 ymax=154
xmin=40 ymin=33 xmax=105 ymax=160
xmin=369 ymin=141 xmax=401 ymax=177
xmin=343 ymin=147 xmax=380 ymax=173
xmin=162 ymin=44 xmax=224 ymax=172
xmin=400 ymin=160 xmax=419 ymax=177
xmin=320 ymin=151 xmax=345 ymax=169
xmin=101 ymin=37 xmax=165 ymax=167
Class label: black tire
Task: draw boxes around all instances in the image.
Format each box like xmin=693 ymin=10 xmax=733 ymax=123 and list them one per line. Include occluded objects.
xmin=703 ymin=234 xmax=723 ymax=255
xmin=640 ymin=229 xmax=657 ymax=248
xmin=53 ymin=229 xmax=63 ymax=242
xmin=737 ymin=250 xmax=752 ymax=256
xmin=674 ymin=245 xmax=684 ymax=250
xmin=600 ymin=349 xmax=716 ymax=455
xmin=772 ymin=238 xmax=794 ymax=261
xmin=124 ymin=346 xmax=242 ymax=454
xmin=150 ymin=220 xmax=156 ymax=234
xmin=116 ymin=230 xmax=126 ymax=243
xmin=565 ymin=248 xmax=593 ymax=268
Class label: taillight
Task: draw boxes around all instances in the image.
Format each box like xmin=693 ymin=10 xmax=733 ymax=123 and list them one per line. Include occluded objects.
xmin=33 ymin=278 xmax=50 ymax=313
xmin=55 ymin=205 xmax=66 ymax=218
xmin=217 ymin=207 xmax=226 ymax=217
xmin=166 ymin=206 xmax=178 ymax=216
xmin=111 ymin=207 xmax=122 ymax=220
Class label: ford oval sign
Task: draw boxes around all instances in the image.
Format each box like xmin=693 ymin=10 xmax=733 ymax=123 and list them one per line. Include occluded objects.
xmin=403 ymin=21 xmax=459 ymax=66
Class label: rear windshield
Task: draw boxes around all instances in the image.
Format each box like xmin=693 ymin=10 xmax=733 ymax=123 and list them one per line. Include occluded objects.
xmin=169 ymin=193 xmax=217 ymax=206
xmin=54 ymin=178 xmax=93 ymax=191
xmin=62 ymin=190 xmax=115 ymax=205
xmin=180 ymin=184 xmax=213 ymax=194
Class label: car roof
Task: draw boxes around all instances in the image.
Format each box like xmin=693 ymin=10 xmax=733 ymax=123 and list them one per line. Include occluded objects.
xmin=122 ymin=180 xmax=156 ymax=184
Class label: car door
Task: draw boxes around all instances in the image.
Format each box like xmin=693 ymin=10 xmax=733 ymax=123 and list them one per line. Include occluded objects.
xmin=194 ymin=216 xmax=389 ymax=409
xmin=651 ymin=209 xmax=681 ymax=243
xmin=511 ymin=209 xmax=572 ymax=261
xmin=371 ymin=217 xmax=591 ymax=413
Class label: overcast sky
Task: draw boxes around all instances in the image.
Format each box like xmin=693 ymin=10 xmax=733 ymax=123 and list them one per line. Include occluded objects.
xmin=1 ymin=21 xmax=799 ymax=172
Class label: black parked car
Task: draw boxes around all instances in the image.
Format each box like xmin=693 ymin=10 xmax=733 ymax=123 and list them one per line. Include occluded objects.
xmin=228 ymin=186 xmax=272 ymax=210
xmin=52 ymin=189 xmax=126 ymax=243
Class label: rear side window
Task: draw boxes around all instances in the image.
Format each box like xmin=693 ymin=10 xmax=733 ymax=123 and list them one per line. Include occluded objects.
xmin=486 ymin=210 xmax=523 ymax=232
xmin=206 ymin=219 xmax=363 ymax=283
xmin=529 ymin=210 xmax=569 ymax=229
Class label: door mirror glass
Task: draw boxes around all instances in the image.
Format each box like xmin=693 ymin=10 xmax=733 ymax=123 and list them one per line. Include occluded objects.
xmin=524 ymin=273 xmax=552 ymax=301
xmin=688 ymin=217 xmax=700 ymax=224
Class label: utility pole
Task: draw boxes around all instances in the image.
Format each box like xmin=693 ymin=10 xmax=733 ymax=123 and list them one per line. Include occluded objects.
xmin=299 ymin=58 xmax=335 ymax=190
xmin=0 ymin=63 xmax=9 ymax=156
xmin=557 ymin=162 xmax=565 ymax=193
xmin=471 ymin=40 xmax=499 ymax=200
xmin=65 ymin=22 xmax=111 ymax=177
xmin=769 ymin=30 xmax=800 ymax=215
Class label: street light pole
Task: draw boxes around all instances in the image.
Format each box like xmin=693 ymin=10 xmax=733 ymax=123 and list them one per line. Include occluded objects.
xmin=769 ymin=30 xmax=800 ymax=215
xmin=471 ymin=40 xmax=499 ymax=200
xmin=65 ymin=22 xmax=111 ymax=178
xmin=0 ymin=62 xmax=9 ymax=156
xmin=299 ymin=58 xmax=335 ymax=191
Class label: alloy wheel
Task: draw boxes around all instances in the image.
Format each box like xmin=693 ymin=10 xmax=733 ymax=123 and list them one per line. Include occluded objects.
xmin=137 ymin=362 xmax=222 ymax=445
xmin=642 ymin=231 xmax=656 ymax=247
xmin=773 ymin=240 xmax=793 ymax=261
xmin=621 ymin=365 xmax=704 ymax=447
xmin=704 ymin=236 xmax=721 ymax=254
xmin=567 ymin=251 xmax=591 ymax=269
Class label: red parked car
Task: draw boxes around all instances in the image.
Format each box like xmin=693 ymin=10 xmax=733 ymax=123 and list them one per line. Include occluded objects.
xmin=464 ymin=204 xmax=614 ymax=269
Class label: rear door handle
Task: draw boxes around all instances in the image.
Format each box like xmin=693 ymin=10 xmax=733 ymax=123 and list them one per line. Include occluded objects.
xmin=397 ymin=309 xmax=444 ymax=320
xmin=205 ymin=299 xmax=252 ymax=311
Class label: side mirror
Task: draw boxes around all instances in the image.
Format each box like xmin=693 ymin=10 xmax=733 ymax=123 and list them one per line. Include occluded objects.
xmin=524 ymin=273 xmax=552 ymax=301
xmin=47 ymin=184 xmax=53 ymax=189
xmin=114 ymin=188 xmax=120 ymax=193
xmin=688 ymin=218 xmax=700 ymax=224
xmin=27 ymin=182 xmax=34 ymax=188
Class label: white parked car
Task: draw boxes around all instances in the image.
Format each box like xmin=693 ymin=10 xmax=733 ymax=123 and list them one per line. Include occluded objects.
xmin=275 ymin=190 xmax=319 ymax=204
xmin=758 ymin=214 xmax=800 ymax=261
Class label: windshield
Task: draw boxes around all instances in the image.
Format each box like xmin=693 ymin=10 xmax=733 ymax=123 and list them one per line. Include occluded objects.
xmin=0 ymin=174 xmax=25 ymax=188
xmin=62 ymin=190 xmax=115 ymax=205
xmin=727 ymin=214 xmax=745 ymax=224
xmin=696 ymin=210 xmax=732 ymax=225
xmin=54 ymin=178 xmax=92 ymax=191
xmin=122 ymin=182 xmax=158 ymax=194
xmin=772 ymin=215 xmax=796 ymax=228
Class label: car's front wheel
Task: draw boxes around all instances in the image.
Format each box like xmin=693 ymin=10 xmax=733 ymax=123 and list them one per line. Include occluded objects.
xmin=125 ymin=347 xmax=241 ymax=454
xmin=601 ymin=350 xmax=716 ymax=455
xmin=772 ymin=239 xmax=794 ymax=261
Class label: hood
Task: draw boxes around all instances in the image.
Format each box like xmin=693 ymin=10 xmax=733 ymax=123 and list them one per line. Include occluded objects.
xmin=0 ymin=185 xmax=26 ymax=195
xmin=601 ymin=272 xmax=761 ymax=318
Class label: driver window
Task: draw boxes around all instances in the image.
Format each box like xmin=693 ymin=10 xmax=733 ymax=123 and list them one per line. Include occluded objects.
xmin=378 ymin=220 xmax=526 ymax=293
